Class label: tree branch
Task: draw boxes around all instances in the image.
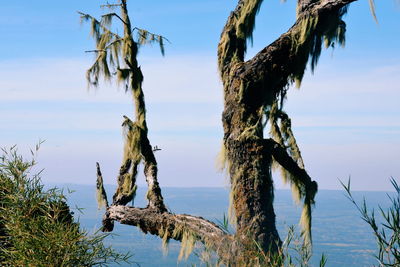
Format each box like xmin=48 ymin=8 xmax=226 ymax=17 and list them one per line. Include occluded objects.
xmin=112 ymin=158 xmax=139 ymax=206
xmin=217 ymin=0 xmax=263 ymax=78
xmin=265 ymin=138 xmax=314 ymax=187
xmin=100 ymin=2 xmax=122 ymax=9
xmin=103 ymin=205 xmax=233 ymax=261
xmin=265 ymin=138 xmax=317 ymax=243
xmin=240 ymin=0 xmax=358 ymax=83
xmin=140 ymin=135 xmax=167 ymax=212
xmin=85 ymin=50 xmax=105 ymax=53
xmin=96 ymin=162 xmax=109 ymax=208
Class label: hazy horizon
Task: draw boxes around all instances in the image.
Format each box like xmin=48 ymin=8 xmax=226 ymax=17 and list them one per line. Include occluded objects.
xmin=49 ymin=182 xmax=397 ymax=193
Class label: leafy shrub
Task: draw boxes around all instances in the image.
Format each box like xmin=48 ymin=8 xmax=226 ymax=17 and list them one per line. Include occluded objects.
xmin=342 ymin=178 xmax=400 ymax=266
xmin=0 ymin=146 xmax=131 ymax=266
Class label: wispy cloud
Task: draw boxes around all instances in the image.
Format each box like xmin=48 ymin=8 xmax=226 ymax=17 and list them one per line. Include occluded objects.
xmin=0 ymin=55 xmax=223 ymax=134
xmin=1 ymin=55 xmax=399 ymax=189
xmin=0 ymin=55 xmax=225 ymax=186
xmin=0 ymin=55 xmax=222 ymax=104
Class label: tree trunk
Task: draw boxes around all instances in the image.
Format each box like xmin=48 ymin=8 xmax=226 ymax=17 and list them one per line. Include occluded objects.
xmin=222 ymin=73 xmax=281 ymax=255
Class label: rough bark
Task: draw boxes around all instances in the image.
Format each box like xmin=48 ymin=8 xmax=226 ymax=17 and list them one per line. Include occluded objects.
xmin=226 ymin=138 xmax=281 ymax=257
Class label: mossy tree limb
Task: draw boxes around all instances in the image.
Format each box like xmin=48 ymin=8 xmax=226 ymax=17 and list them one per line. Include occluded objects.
xmin=266 ymin=138 xmax=317 ymax=245
xmin=240 ymin=0 xmax=355 ymax=87
xmin=103 ymin=205 xmax=233 ymax=263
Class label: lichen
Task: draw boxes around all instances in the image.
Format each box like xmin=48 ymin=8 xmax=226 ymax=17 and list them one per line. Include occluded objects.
xmin=216 ymin=142 xmax=227 ymax=173
xmin=265 ymin=98 xmax=319 ymax=243
xmin=80 ymin=1 xmax=167 ymax=207
xmin=218 ymin=0 xmax=264 ymax=79
xmin=289 ymin=6 xmax=348 ymax=86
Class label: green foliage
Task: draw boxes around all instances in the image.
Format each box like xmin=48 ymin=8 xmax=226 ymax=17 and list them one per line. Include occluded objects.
xmin=0 ymin=146 xmax=131 ymax=266
xmin=342 ymin=178 xmax=400 ymax=266
xmin=79 ymin=4 xmax=166 ymax=88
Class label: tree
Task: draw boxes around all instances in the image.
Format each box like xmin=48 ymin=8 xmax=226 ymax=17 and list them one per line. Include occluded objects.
xmin=80 ymin=0 xmax=377 ymax=265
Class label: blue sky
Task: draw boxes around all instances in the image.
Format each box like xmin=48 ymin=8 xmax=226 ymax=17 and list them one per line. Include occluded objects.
xmin=0 ymin=0 xmax=399 ymax=190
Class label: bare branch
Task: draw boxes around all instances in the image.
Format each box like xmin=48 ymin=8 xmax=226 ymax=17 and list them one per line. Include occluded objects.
xmin=85 ymin=50 xmax=105 ymax=53
xmin=100 ymin=3 xmax=122 ymax=9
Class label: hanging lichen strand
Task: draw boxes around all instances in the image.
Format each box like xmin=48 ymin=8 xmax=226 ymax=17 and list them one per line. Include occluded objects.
xmin=217 ymin=0 xmax=352 ymax=245
xmin=79 ymin=0 xmax=166 ymax=211
xmin=267 ymin=4 xmax=348 ymax=243
xmin=290 ymin=5 xmax=348 ymax=88
xmin=267 ymin=100 xmax=318 ymax=244
xmin=218 ymin=0 xmax=264 ymax=81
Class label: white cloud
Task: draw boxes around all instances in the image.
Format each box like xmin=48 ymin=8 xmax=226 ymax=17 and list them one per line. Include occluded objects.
xmin=0 ymin=55 xmax=225 ymax=186
xmin=140 ymin=55 xmax=223 ymax=103
xmin=0 ymin=55 xmax=223 ymax=104
xmin=0 ymin=55 xmax=223 ymax=137
xmin=286 ymin=62 xmax=400 ymax=114
xmin=1 ymin=56 xmax=399 ymax=190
